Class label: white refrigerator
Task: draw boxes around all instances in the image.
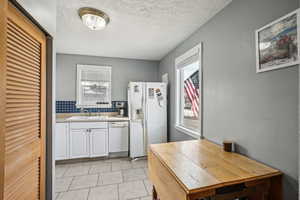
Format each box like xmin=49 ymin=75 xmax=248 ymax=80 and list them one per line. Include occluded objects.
xmin=128 ymin=82 xmax=167 ymax=158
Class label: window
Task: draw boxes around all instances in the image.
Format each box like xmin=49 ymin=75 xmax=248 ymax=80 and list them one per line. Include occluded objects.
xmin=175 ymin=44 xmax=202 ymax=138
xmin=76 ymin=64 xmax=112 ymax=108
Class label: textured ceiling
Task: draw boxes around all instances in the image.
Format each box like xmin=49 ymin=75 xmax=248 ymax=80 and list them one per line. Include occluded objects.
xmin=57 ymin=0 xmax=232 ymax=60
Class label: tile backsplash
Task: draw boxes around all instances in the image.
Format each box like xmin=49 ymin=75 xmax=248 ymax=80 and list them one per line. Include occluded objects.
xmin=56 ymin=101 xmax=127 ymax=114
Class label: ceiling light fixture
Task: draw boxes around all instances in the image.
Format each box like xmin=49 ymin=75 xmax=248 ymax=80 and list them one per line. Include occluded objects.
xmin=78 ymin=7 xmax=110 ymax=30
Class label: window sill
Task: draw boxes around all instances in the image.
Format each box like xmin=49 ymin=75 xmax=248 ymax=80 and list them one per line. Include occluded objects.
xmin=175 ymin=125 xmax=200 ymax=139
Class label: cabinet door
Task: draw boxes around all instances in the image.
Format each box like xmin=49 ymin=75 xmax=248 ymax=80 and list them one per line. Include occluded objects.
xmin=55 ymin=123 xmax=69 ymax=160
xmin=70 ymin=129 xmax=89 ymax=159
xmin=90 ymin=129 xmax=108 ymax=157
xmin=109 ymin=127 xmax=129 ymax=153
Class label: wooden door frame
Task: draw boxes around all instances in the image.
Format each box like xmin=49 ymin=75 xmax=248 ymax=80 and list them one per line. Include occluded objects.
xmin=0 ymin=0 xmax=54 ymax=199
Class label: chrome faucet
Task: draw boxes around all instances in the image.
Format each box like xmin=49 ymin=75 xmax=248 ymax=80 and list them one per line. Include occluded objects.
xmin=80 ymin=107 xmax=91 ymax=116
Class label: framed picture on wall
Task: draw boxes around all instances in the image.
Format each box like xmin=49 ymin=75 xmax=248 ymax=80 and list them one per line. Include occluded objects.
xmin=255 ymin=9 xmax=300 ymax=73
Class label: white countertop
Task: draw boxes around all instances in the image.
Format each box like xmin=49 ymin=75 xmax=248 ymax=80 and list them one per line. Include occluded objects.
xmin=56 ymin=115 xmax=129 ymax=123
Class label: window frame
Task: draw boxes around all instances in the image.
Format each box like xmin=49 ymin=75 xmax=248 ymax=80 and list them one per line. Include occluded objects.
xmin=76 ymin=64 xmax=112 ymax=108
xmin=175 ymin=43 xmax=202 ymax=138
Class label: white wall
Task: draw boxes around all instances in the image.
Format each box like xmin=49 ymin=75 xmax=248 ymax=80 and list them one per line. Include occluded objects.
xmin=16 ymin=0 xmax=56 ymax=36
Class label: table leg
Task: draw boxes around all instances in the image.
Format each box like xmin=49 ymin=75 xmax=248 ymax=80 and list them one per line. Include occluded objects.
xmin=153 ymin=186 xmax=158 ymax=200
xmin=268 ymin=175 xmax=282 ymax=200
xmin=248 ymin=191 xmax=264 ymax=200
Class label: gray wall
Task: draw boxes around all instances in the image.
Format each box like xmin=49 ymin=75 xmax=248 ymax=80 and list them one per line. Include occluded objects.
xmin=159 ymin=0 xmax=299 ymax=199
xmin=56 ymin=54 xmax=159 ymax=101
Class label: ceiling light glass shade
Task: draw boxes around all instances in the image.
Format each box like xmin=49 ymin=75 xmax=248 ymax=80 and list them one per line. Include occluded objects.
xmin=82 ymin=14 xmax=106 ymax=30
xmin=79 ymin=7 xmax=110 ymax=31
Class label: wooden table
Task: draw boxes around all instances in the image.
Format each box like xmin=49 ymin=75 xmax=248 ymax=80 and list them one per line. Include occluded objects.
xmin=148 ymin=139 xmax=282 ymax=200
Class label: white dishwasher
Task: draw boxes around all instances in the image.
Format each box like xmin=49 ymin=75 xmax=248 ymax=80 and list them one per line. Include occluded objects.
xmin=109 ymin=122 xmax=129 ymax=153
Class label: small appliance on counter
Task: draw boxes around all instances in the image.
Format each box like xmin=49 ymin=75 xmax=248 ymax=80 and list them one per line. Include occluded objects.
xmin=128 ymin=82 xmax=167 ymax=159
xmin=115 ymin=101 xmax=126 ymax=117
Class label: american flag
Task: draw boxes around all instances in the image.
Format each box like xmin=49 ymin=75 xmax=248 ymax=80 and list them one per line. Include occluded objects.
xmin=184 ymin=78 xmax=199 ymax=117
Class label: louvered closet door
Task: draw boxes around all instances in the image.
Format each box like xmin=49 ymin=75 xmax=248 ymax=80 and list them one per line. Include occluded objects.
xmin=2 ymin=2 xmax=46 ymax=200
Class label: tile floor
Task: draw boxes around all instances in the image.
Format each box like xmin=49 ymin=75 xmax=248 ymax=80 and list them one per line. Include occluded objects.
xmin=55 ymin=158 xmax=153 ymax=200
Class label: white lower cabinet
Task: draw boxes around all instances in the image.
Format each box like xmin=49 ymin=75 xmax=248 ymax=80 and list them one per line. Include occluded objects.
xmin=90 ymin=129 xmax=108 ymax=157
xmin=69 ymin=122 xmax=109 ymax=159
xmin=55 ymin=123 xmax=69 ymax=160
xmin=55 ymin=121 xmax=127 ymax=160
xmin=69 ymin=128 xmax=89 ymax=159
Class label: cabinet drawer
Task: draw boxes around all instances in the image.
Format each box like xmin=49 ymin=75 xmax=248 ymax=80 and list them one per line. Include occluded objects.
xmin=70 ymin=122 xmax=108 ymax=129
